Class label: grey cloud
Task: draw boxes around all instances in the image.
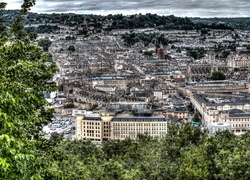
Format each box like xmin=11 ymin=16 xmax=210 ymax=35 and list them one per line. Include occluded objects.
xmin=32 ymin=0 xmax=250 ymax=16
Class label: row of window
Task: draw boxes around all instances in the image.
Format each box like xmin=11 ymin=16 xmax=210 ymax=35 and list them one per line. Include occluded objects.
xmin=230 ymin=119 xmax=250 ymax=121
xmin=113 ymin=131 xmax=167 ymax=135
xmin=84 ymin=134 xmax=101 ymax=137
xmin=232 ymin=124 xmax=250 ymax=127
xmin=86 ymin=130 xmax=100 ymax=133
xmin=113 ymin=127 xmax=167 ymax=130
xmin=84 ymin=122 xmax=100 ymax=125
xmin=232 ymin=129 xmax=247 ymax=133
xmin=113 ymin=123 xmax=167 ymax=126
xmin=114 ymin=134 xmax=166 ymax=139
xmin=83 ymin=126 xmax=100 ymax=129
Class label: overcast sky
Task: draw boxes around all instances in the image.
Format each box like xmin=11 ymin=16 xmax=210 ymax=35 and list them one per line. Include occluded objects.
xmin=5 ymin=0 xmax=250 ymax=17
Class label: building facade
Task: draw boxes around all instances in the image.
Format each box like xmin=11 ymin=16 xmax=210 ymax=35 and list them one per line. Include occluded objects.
xmin=227 ymin=54 xmax=250 ymax=70
xmin=191 ymin=93 xmax=250 ymax=134
xmin=111 ymin=116 xmax=167 ymax=140
xmin=76 ymin=112 xmax=167 ymax=143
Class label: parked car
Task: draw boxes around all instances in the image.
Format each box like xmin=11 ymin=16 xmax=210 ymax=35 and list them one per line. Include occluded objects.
xmin=64 ymin=129 xmax=71 ymax=134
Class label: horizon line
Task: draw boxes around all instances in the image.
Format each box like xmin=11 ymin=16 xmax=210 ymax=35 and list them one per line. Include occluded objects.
xmin=4 ymin=9 xmax=250 ymax=19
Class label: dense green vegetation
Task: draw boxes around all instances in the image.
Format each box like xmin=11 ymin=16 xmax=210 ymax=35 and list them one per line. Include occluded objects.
xmin=210 ymin=71 xmax=226 ymax=80
xmin=192 ymin=111 xmax=201 ymax=122
xmin=186 ymin=47 xmax=205 ymax=59
xmin=38 ymin=37 xmax=52 ymax=52
xmin=106 ymin=14 xmax=195 ymax=30
xmin=65 ymin=35 xmax=76 ymax=40
xmin=220 ymin=50 xmax=231 ymax=58
xmin=191 ymin=17 xmax=250 ymax=30
xmin=121 ymin=33 xmax=169 ymax=47
xmin=0 ymin=1 xmax=58 ymax=178
xmin=41 ymin=52 xmax=53 ymax=62
xmin=24 ymin=25 xmax=60 ymax=34
xmin=47 ymin=123 xmax=250 ymax=179
xmin=68 ymin=45 xmax=76 ymax=52
xmin=2 ymin=10 xmax=236 ymax=36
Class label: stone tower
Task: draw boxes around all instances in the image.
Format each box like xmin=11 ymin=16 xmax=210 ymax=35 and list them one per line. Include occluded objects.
xmin=208 ymin=50 xmax=216 ymax=65
xmin=157 ymin=41 xmax=165 ymax=60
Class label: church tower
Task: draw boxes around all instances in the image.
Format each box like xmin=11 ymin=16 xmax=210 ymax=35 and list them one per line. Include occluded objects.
xmin=157 ymin=41 xmax=165 ymax=60
xmin=208 ymin=50 xmax=216 ymax=65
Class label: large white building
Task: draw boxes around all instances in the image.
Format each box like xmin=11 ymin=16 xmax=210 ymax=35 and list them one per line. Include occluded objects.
xmin=75 ymin=111 xmax=167 ymax=143
xmin=227 ymin=54 xmax=250 ymax=70
xmin=191 ymin=93 xmax=250 ymax=135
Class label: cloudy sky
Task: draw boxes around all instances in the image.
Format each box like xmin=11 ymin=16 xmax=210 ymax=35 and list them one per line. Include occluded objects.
xmin=5 ymin=0 xmax=250 ymax=17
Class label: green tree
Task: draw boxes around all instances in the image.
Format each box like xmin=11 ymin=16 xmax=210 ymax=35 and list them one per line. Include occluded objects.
xmin=220 ymin=50 xmax=230 ymax=58
xmin=144 ymin=51 xmax=153 ymax=56
xmin=49 ymin=122 xmax=250 ymax=179
xmin=211 ymin=71 xmax=226 ymax=80
xmin=165 ymin=54 xmax=171 ymax=59
xmin=186 ymin=47 xmax=205 ymax=59
xmin=192 ymin=111 xmax=201 ymax=122
xmin=41 ymin=52 xmax=53 ymax=62
xmin=176 ymin=47 xmax=181 ymax=53
xmin=0 ymin=1 xmax=58 ymax=178
xmin=68 ymin=45 xmax=76 ymax=52
xmin=64 ymin=102 xmax=75 ymax=108
xmin=38 ymin=37 xmax=52 ymax=52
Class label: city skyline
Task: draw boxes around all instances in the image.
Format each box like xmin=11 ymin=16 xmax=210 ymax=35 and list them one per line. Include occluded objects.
xmin=5 ymin=0 xmax=250 ymax=17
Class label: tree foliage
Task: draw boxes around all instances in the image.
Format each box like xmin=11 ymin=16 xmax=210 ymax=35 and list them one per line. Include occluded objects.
xmin=122 ymin=33 xmax=169 ymax=47
xmin=211 ymin=71 xmax=226 ymax=80
xmin=38 ymin=37 xmax=52 ymax=52
xmin=48 ymin=123 xmax=250 ymax=179
xmin=0 ymin=0 xmax=58 ymax=178
xmin=186 ymin=47 xmax=205 ymax=59
xmin=24 ymin=25 xmax=60 ymax=34
xmin=68 ymin=45 xmax=76 ymax=52
xmin=192 ymin=111 xmax=201 ymax=122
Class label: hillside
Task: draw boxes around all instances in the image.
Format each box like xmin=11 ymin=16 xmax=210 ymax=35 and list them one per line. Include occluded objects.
xmin=191 ymin=17 xmax=250 ymax=30
xmin=2 ymin=10 xmax=234 ymax=33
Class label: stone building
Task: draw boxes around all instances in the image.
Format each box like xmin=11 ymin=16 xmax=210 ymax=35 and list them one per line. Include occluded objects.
xmin=227 ymin=54 xmax=250 ymax=70
xmin=111 ymin=116 xmax=167 ymax=140
xmin=157 ymin=48 xmax=165 ymax=60
xmin=91 ymin=76 xmax=127 ymax=90
xmin=75 ymin=111 xmax=167 ymax=143
xmin=190 ymin=93 xmax=250 ymax=134
xmin=219 ymin=109 xmax=250 ymax=133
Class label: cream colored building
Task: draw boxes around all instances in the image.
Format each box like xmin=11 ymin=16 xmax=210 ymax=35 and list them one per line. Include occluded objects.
xmin=227 ymin=54 xmax=250 ymax=70
xmin=76 ymin=114 xmax=102 ymax=142
xmin=76 ymin=112 xmax=167 ymax=142
xmin=219 ymin=109 xmax=250 ymax=133
xmin=94 ymin=85 xmax=116 ymax=94
xmin=91 ymin=77 xmax=127 ymax=90
xmin=165 ymin=110 xmax=188 ymax=120
xmin=191 ymin=94 xmax=250 ymax=134
xmin=111 ymin=116 xmax=167 ymax=140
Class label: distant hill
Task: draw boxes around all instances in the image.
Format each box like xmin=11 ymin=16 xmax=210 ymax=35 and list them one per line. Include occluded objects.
xmin=190 ymin=17 xmax=250 ymax=30
xmin=2 ymin=10 xmax=234 ymax=32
